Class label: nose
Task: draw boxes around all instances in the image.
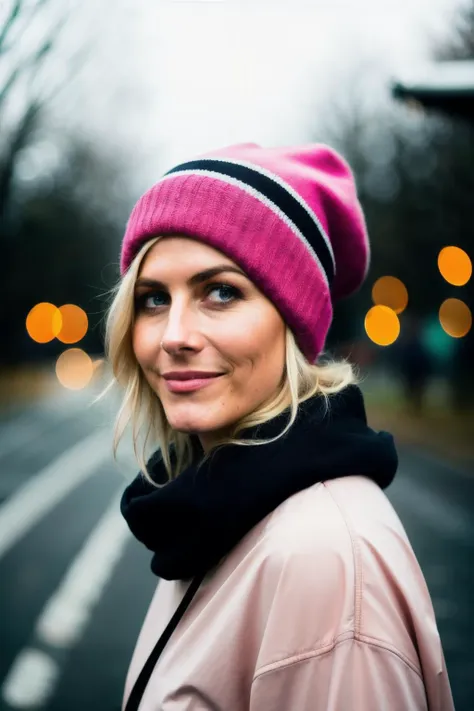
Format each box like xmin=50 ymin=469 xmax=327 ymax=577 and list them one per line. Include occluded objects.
xmin=160 ymin=299 xmax=202 ymax=355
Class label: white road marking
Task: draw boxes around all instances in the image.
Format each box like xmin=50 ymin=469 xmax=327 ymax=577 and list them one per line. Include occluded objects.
xmin=0 ymin=395 xmax=67 ymax=458
xmin=0 ymin=407 xmax=80 ymax=460
xmin=0 ymin=385 xmax=109 ymax=459
xmin=1 ymin=492 xmax=130 ymax=709
xmin=37 ymin=492 xmax=130 ymax=647
xmin=0 ymin=429 xmax=111 ymax=560
xmin=2 ymin=649 xmax=59 ymax=709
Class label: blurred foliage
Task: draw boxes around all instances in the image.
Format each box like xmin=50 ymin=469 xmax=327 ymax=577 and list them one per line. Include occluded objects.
xmin=320 ymin=1 xmax=474 ymax=408
xmin=436 ymin=1 xmax=474 ymax=60
xmin=0 ymin=0 xmax=131 ymax=364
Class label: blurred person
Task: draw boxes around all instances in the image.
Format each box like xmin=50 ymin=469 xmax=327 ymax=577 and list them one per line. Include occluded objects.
xmin=450 ymin=330 xmax=474 ymax=410
xmin=397 ymin=315 xmax=434 ymax=414
xmin=105 ymin=143 xmax=454 ymax=711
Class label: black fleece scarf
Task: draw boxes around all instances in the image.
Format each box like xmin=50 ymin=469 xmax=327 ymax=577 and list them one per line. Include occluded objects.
xmin=121 ymin=385 xmax=398 ymax=581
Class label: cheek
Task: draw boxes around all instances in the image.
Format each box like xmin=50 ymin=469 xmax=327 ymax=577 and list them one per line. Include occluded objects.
xmin=132 ymin=320 xmax=158 ymax=368
xmin=217 ymin=311 xmax=285 ymax=384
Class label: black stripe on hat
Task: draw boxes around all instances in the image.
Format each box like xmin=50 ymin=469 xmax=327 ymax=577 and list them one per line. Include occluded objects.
xmin=164 ymin=159 xmax=335 ymax=286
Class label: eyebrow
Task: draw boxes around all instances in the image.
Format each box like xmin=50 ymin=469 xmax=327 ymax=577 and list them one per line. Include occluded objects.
xmin=135 ymin=265 xmax=247 ymax=290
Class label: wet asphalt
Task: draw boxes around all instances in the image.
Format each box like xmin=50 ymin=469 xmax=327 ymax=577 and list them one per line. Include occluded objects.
xmin=0 ymin=386 xmax=472 ymax=711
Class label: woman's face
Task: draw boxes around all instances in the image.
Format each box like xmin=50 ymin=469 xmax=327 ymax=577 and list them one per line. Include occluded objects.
xmin=132 ymin=236 xmax=286 ymax=450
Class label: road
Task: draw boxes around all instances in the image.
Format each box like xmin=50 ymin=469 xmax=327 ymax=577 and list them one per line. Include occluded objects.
xmin=0 ymin=384 xmax=472 ymax=711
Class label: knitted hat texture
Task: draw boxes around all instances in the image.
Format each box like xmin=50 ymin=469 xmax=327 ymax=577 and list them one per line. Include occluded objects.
xmin=120 ymin=143 xmax=370 ymax=362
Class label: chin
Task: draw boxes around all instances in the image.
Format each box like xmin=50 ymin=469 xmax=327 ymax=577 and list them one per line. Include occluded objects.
xmin=163 ymin=403 xmax=225 ymax=435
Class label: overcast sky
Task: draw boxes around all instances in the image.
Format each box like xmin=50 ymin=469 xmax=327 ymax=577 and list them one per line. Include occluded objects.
xmin=56 ymin=0 xmax=470 ymax=185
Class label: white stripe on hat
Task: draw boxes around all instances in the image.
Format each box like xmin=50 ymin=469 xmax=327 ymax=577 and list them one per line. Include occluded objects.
xmin=158 ymin=169 xmax=330 ymax=288
xmin=205 ymin=155 xmax=336 ymax=273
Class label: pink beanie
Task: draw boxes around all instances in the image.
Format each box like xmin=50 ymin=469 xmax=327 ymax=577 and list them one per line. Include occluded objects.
xmin=120 ymin=143 xmax=370 ymax=362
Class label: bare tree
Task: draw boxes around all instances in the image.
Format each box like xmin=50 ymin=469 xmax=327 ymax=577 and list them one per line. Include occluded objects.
xmin=0 ymin=1 xmax=135 ymax=364
xmin=436 ymin=0 xmax=474 ymax=60
xmin=0 ymin=0 xmax=89 ymax=221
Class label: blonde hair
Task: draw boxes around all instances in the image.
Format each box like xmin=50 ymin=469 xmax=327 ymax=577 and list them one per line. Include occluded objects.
xmin=102 ymin=237 xmax=358 ymax=484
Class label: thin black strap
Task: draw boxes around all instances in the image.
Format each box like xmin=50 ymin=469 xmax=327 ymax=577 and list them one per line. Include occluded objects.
xmin=125 ymin=572 xmax=206 ymax=711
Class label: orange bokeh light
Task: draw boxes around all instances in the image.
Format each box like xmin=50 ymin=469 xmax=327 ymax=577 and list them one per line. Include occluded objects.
xmin=56 ymin=304 xmax=88 ymax=344
xmin=439 ymin=298 xmax=472 ymax=338
xmin=438 ymin=246 xmax=472 ymax=287
xmin=26 ymin=303 xmax=62 ymax=343
xmin=365 ymin=305 xmax=400 ymax=346
xmin=55 ymin=349 xmax=94 ymax=390
xmin=371 ymin=276 xmax=408 ymax=314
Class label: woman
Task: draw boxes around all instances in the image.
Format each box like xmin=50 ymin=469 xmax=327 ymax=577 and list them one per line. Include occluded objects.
xmin=106 ymin=143 xmax=454 ymax=710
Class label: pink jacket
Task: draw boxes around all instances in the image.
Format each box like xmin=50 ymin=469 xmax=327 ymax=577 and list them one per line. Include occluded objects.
xmin=123 ymin=475 xmax=454 ymax=710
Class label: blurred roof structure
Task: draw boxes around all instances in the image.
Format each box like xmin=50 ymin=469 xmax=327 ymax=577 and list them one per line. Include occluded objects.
xmin=392 ymin=60 xmax=474 ymax=119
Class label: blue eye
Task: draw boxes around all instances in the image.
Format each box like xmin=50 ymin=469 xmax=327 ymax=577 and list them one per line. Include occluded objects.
xmin=146 ymin=294 xmax=166 ymax=308
xmin=135 ymin=292 xmax=168 ymax=311
xmin=134 ymin=284 xmax=242 ymax=313
xmin=207 ymin=284 xmax=241 ymax=304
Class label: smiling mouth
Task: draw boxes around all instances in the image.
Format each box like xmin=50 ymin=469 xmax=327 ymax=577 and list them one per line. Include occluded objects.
xmin=163 ymin=374 xmax=224 ymax=394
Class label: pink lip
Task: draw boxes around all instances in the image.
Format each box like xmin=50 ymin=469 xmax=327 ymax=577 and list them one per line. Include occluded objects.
xmin=163 ymin=375 xmax=223 ymax=393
